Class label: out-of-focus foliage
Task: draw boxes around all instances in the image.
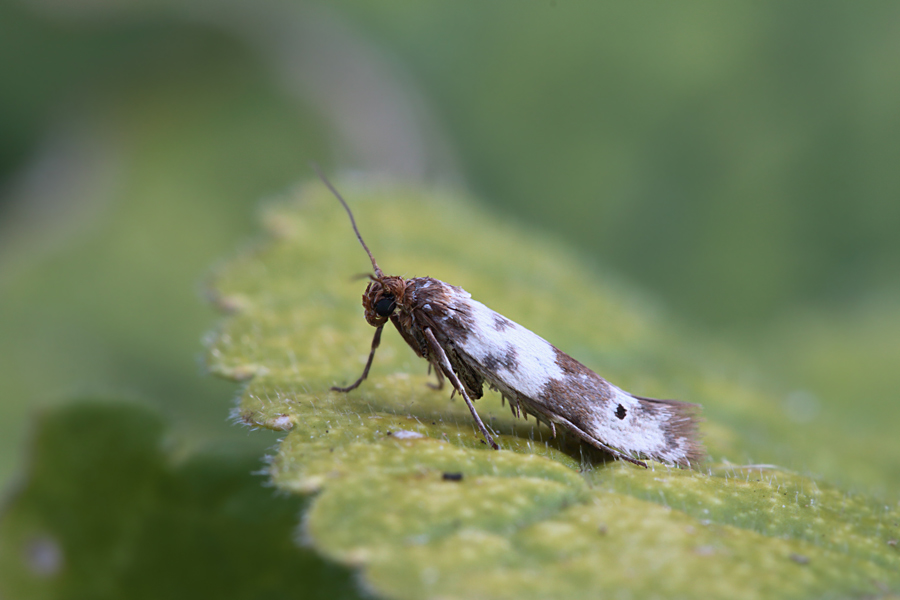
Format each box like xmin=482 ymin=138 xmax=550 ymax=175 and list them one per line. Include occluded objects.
xmin=0 ymin=0 xmax=333 ymax=485
xmin=330 ymin=1 xmax=900 ymax=325
xmin=1 ymin=0 xmax=899 ymax=597
xmin=0 ymin=401 xmax=363 ymax=600
xmin=203 ymin=183 xmax=899 ymax=598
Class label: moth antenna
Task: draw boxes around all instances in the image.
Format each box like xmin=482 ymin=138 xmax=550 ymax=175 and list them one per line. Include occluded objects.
xmin=311 ymin=163 xmax=384 ymax=278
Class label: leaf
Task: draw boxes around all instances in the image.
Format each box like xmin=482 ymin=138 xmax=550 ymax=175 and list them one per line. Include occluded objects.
xmin=206 ymin=181 xmax=900 ymax=599
xmin=0 ymin=401 xmax=364 ymax=600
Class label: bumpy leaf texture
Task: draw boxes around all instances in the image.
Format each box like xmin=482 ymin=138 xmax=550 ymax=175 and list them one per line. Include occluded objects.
xmin=206 ymin=181 xmax=900 ymax=599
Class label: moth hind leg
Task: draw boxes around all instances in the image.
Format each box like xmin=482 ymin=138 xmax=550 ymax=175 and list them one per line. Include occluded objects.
xmin=426 ymin=362 xmax=445 ymax=391
xmin=423 ymin=327 xmax=499 ymax=450
xmin=552 ymin=414 xmax=648 ymax=468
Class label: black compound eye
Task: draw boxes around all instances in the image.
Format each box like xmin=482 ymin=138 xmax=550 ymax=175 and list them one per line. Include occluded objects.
xmin=374 ymin=295 xmax=396 ymax=317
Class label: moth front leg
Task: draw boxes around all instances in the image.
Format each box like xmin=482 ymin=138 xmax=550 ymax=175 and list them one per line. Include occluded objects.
xmin=332 ymin=325 xmax=384 ymax=392
xmin=423 ymin=327 xmax=499 ymax=450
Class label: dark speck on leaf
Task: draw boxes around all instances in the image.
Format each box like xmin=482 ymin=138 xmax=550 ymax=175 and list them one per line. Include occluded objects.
xmin=442 ymin=472 xmax=463 ymax=481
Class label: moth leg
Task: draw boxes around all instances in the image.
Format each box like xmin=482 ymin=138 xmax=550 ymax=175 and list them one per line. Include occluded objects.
xmin=551 ymin=414 xmax=648 ymax=468
xmin=426 ymin=363 xmax=445 ymax=391
xmin=332 ymin=325 xmax=384 ymax=393
xmin=423 ymin=327 xmax=499 ymax=450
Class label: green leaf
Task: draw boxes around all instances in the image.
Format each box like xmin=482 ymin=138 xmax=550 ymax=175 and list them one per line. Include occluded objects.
xmin=0 ymin=401 xmax=363 ymax=600
xmin=206 ymin=182 xmax=900 ymax=599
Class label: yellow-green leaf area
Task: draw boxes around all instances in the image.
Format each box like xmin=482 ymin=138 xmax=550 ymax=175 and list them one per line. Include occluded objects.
xmin=207 ymin=181 xmax=900 ymax=598
xmin=367 ymin=494 xmax=888 ymax=600
xmin=601 ymin=463 xmax=899 ymax=572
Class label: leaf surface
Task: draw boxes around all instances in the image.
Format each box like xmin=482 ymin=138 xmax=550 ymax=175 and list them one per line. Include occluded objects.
xmin=207 ymin=182 xmax=900 ymax=599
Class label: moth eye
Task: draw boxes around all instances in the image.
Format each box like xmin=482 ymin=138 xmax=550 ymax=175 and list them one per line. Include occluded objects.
xmin=374 ymin=295 xmax=396 ymax=317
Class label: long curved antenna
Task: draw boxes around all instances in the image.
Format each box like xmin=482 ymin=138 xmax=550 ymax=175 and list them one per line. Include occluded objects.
xmin=311 ymin=163 xmax=384 ymax=278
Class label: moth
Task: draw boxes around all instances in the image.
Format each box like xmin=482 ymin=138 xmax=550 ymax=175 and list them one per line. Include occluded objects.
xmin=318 ymin=171 xmax=704 ymax=468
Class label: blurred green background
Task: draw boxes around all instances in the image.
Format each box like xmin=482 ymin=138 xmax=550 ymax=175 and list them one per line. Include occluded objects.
xmin=2 ymin=0 xmax=899 ymax=502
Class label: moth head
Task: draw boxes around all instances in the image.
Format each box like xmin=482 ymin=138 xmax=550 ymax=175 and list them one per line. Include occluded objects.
xmin=362 ymin=276 xmax=406 ymax=326
xmin=313 ymin=166 xmax=404 ymax=327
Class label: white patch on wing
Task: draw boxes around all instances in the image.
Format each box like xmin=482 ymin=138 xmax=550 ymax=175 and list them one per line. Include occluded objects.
xmin=449 ymin=289 xmax=563 ymax=397
xmin=440 ymin=284 xmax=694 ymax=466
xmin=588 ymin=385 xmax=687 ymax=463
xmin=590 ymin=386 xmax=666 ymax=457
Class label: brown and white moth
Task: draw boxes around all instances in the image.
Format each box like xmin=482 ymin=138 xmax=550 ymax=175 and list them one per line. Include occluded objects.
xmin=318 ymin=171 xmax=704 ymax=468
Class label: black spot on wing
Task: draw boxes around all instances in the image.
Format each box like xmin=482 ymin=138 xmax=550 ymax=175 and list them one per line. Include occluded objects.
xmin=615 ymin=404 xmax=627 ymax=420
